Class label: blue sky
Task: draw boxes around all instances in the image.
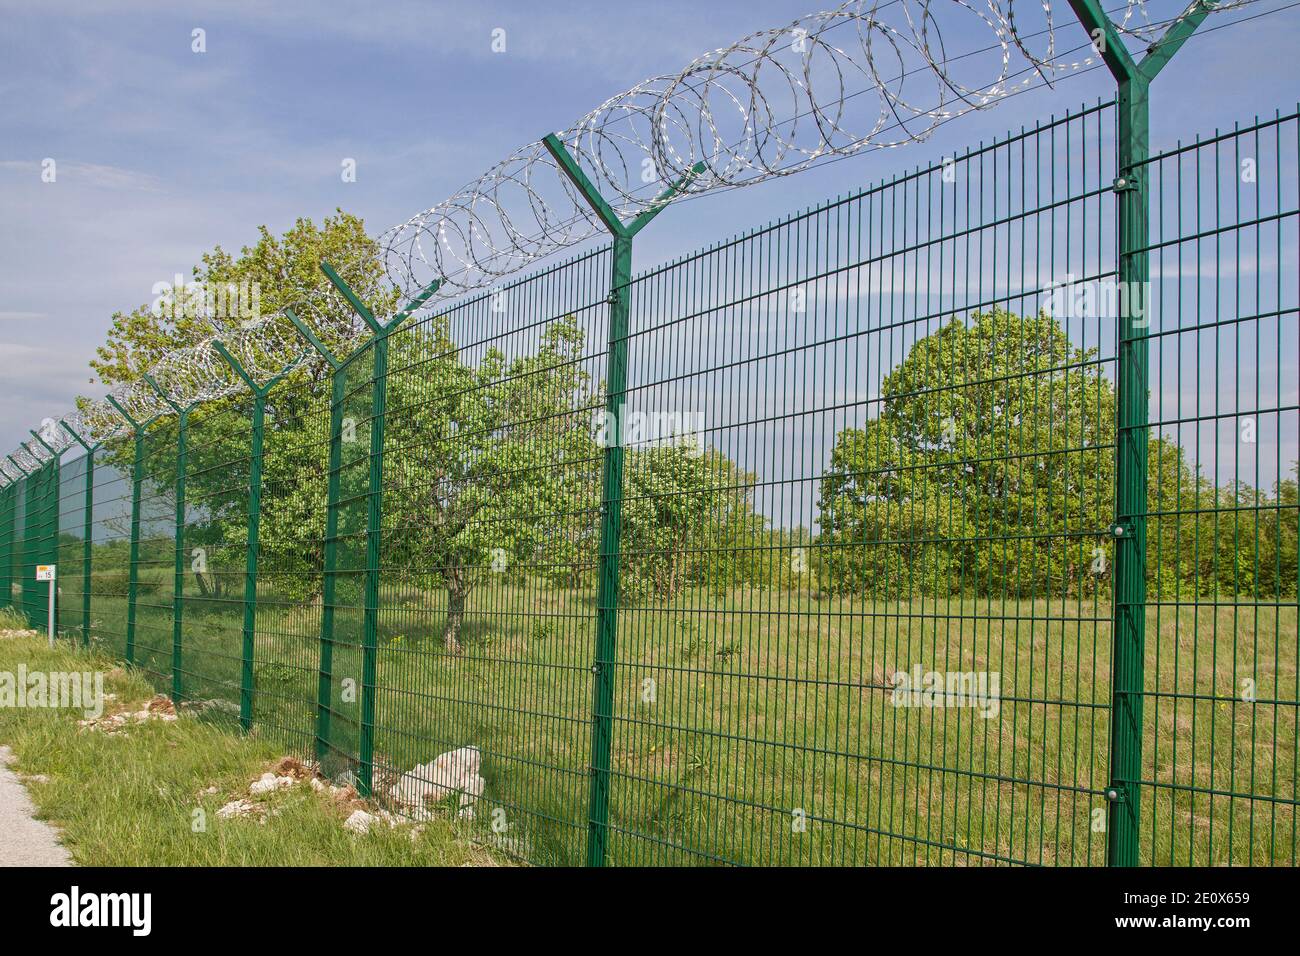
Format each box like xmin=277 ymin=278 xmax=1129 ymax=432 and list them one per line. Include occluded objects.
xmin=1 ymin=0 xmax=1298 ymax=454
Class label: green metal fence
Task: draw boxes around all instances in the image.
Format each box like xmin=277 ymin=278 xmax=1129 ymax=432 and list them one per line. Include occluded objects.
xmin=1 ymin=96 xmax=1296 ymax=867
xmin=16 ymin=444 xmax=58 ymax=632
xmin=1136 ymin=113 xmax=1300 ymax=866
xmin=55 ymin=451 xmax=89 ymax=644
xmin=84 ymin=442 xmax=133 ymax=661
xmin=0 ymin=479 xmax=16 ymax=613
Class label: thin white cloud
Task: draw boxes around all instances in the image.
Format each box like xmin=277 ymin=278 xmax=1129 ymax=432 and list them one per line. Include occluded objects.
xmin=0 ymin=159 xmax=160 ymax=191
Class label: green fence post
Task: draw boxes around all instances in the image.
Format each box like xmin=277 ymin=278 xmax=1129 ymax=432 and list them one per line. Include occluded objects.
xmin=48 ymin=454 xmax=61 ymax=634
xmin=1 ymin=476 xmax=13 ymax=616
xmin=5 ymin=456 xmax=30 ymax=623
xmin=22 ymin=450 xmax=43 ymax=627
xmin=16 ymin=451 xmax=35 ymax=627
xmin=1065 ymin=0 xmax=1214 ymax=867
xmin=18 ymin=442 xmax=50 ymax=632
xmin=143 ymin=374 xmax=194 ymax=705
xmin=0 ymin=473 xmax=16 ymax=613
xmin=0 ymin=480 xmax=12 ymax=612
xmin=286 ymin=309 xmax=347 ymax=768
xmin=543 ymin=133 xmax=704 ymax=866
xmin=1 ymin=476 xmax=18 ymax=614
xmin=318 ymin=266 xmax=440 ymax=796
xmin=212 ymin=340 xmax=300 ymax=734
xmin=105 ymin=397 xmax=149 ymax=666
xmin=44 ymin=449 xmax=59 ymax=632
xmin=18 ymin=453 xmax=37 ymax=627
xmin=29 ymin=431 xmax=60 ymax=638
xmin=34 ymin=448 xmax=52 ymax=632
xmin=62 ymin=421 xmax=98 ymax=648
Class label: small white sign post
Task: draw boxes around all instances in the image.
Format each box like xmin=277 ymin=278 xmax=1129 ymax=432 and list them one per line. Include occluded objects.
xmin=36 ymin=565 xmax=56 ymax=647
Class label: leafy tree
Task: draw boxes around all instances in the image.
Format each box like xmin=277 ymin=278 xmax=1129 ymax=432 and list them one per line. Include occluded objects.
xmin=382 ymin=314 xmax=596 ymax=650
xmin=91 ymin=211 xmax=394 ymax=388
xmin=820 ymin=309 xmax=1111 ymax=598
xmin=84 ymin=213 xmax=399 ymax=603
xmin=818 ymin=308 xmax=1297 ymax=601
xmin=619 ymin=444 xmax=760 ymax=600
xmin=1260 ymin=465 xmax=1300 ymax=599
xmin=820 ymin=415 xmax=976 ymax=598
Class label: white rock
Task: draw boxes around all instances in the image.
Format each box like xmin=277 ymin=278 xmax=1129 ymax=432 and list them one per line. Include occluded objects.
xmin=344 ymin=809 xmax=377 ymax=834
xmin=250 ymin=772 xmax=295 ymax=795
xmin=388 ymin=746 xmax=485 ymax=815
xmin=249 ymin=772 xmax=279 ymax=795
xmin=460 ymin=771 xmax=485 ymax=802
xmin=217 ymin=799 xmax=259 ymax=819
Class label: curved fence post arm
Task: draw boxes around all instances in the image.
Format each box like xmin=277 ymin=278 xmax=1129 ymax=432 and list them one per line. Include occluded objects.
xmin=542 ymin=131 xmax=701 ymax=868
xmin=1065 ymin=0 xmax=1212 ymax=869
xmin=212 ymin=339 xmax=268 ymax=733
xmin=61 ymin=420 xmax=98 ymax=647
xmin=105 ymin=395 xmax=147 ymax=667
xmin=314 ymin=265 xmax=440 ymax=794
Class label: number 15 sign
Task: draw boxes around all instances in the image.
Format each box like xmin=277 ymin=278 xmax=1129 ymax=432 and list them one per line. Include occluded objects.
xmin=36 ymin=565 xmax=55 ymax=646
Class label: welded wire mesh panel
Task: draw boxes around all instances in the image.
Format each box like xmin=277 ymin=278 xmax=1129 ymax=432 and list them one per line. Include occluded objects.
xmin=88 ymin=441 xmax=135 ymax=660
xmin=2 ymin=84 xmax=1290 ymax=871
xmin=178 ymin=402 xmax=253 ymax=721
xmin=314 ymin=345 xmax=378 ymax=780
xmin=1138 ymin=110 xmax=1299 ymax=865
xmin=20 ymin=478 xmax=36 ymax=625
xmin=371 ymin=248 xmax=610 ymax=864
xmin=0 ymin=482 xmax=15 ymax=611
xmin=607 ymin=102 xmax=1119 ymax=866
xmin=11 ymin=482 xmax=25 ymax=618
xmin=21 ymin=462 xmax=58 ymax=630
xmin=56 ymin=452 xmax=89 ymax=639
xmin=252 ymin=373 xmax=334 ymax=757
xmin=133 ymin=426 xmax=180 ymax=689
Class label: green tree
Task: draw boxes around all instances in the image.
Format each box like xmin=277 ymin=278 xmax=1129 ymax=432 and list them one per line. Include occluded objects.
xmin=91 ymin=211 xmax=393 ymax=388
xmin=1259 ymin=465 xmax=1300 ymax=599
xmin=382 ymin=314 xmax=596 ymax=650
xmin=84 ymin=213 xmax=398 ymax=603
xmin=820 ymin=309 xmax=1112 ymax=598
xmin=619 ymin=444 xmax=760 ymax=600
xmin=817 ymin=308 xmax=1297 ymax=602
xmin=819 ymin=415 xmax=976 ymax=598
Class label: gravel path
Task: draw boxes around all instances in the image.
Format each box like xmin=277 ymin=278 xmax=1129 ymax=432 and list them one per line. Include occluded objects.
xmin=0 ymin=745 xmax=72 ymax=866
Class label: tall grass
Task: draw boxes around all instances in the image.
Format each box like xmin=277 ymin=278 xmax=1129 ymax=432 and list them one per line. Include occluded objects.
xmin=0 ymin=635 xmax=499 ymax=866
xmin=41 ymin=579 xmax=1296 ymax=866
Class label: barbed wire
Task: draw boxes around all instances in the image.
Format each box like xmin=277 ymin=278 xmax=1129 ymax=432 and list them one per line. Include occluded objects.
xmin=29 ymin=423 xmax=74 ymax=458
xmin=378 ymin=0 xmax=1249 ymax=300
xmin=11 ymin=446 xmax=43 ymax=472
xmin=59 ymin=401 xmax=127 ymax=447
xmin=1 ymin=0 xmax=1255 ymax=466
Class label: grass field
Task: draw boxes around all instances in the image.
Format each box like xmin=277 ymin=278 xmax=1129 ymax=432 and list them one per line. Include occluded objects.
xmin=0 ymin=617 xmax=499 ymax=866
xmin=13 ymin=576 xmax=1299 ymax=867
